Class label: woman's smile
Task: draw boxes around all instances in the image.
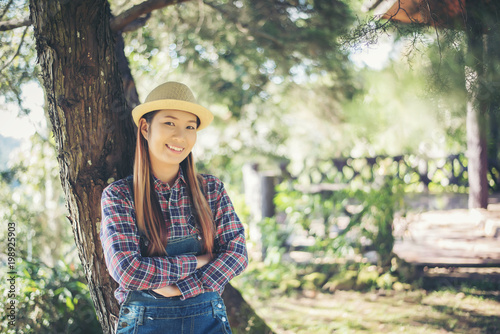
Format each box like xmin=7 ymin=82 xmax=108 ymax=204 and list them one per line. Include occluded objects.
xmin=166 ymin=144 xmax=184 ymax=153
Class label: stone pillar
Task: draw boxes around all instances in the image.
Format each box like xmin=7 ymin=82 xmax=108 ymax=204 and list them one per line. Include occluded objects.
xmin=243 ymin=163 xmax=277 ymax=260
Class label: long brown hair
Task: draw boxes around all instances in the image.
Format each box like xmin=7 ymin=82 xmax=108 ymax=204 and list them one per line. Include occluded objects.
xmin=133 ymin=111 xmax=214 ymax=256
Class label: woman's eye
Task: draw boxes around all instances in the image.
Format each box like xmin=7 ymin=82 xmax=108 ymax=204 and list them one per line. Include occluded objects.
xmin=187 ymin=125 xmax=196 ymax=130
xmin=164 ymin=122 xmax=174 ymax=126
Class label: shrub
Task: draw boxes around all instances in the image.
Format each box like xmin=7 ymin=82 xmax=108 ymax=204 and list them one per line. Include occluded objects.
xmin=1 ymin=258 xmax=101 ymax=334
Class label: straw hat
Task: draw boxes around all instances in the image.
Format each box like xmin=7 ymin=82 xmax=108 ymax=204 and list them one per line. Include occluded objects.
xmin=131 ymin=82 xmax=214 ymax=131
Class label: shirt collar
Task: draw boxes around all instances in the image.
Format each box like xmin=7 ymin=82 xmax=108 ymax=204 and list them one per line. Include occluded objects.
xmin=152 ymin=168 xmax=187 ymax=192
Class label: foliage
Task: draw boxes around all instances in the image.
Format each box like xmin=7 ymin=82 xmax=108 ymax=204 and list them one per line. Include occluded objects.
xmin=275 ymin=175 xmax=404 ymax=268
xmin=237 ymin=256 xmax=409 ymax=300
xmin=0 ymin=0 xmax=38 ymax=114
xmin=0 ymin=129 xmax=97 ymax=332
xmin=258 ymin=217 xmax=292 ymax=266
xmin=119 ymin=0 xmax=356 ymax=98
xmin=111 ymin=0 xmax=359 ymax=185
xmin=0 ymin=132 xmax=73 ymax=266
xmin=0 ymin=258 xmax=101 ymax=334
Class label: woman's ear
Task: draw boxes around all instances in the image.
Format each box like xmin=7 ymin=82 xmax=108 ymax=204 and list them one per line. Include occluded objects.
xmin=139 ymin=118 xmax=149 ymax=140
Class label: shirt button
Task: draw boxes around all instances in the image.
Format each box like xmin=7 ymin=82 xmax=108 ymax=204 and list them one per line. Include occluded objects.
xmin=121 ymin=322 xmax=128 ymax=328
xmin=217 ymin=303 xmax=222 ymax=309
xmin=123 ymin=308 xmax=130 ymax=314
xmin=197 ymin=235 xmax=202 ymax=240
xmin=221 ymin=316 xmax=227 ymax=322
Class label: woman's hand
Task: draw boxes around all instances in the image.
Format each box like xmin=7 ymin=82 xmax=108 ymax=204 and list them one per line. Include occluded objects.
xmin=195 ymin=253 xmax=214 ymax=269
xmin=152 ymin=285 xmax=182 ymax=297
xmin=152 ymin=254 xmax=214 ymax=297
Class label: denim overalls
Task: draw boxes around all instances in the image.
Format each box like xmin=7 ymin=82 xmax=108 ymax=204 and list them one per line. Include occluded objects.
xmin=115 ymin=234 xmax=232 ymax=334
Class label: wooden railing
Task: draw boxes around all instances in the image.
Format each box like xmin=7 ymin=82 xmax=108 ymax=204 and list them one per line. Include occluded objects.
xmin=289 ymin=153 xmax=469 ymax=190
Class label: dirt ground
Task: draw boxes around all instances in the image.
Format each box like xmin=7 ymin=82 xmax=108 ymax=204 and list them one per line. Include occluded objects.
xmin=245 ymin=288 xmax=500 ymax=334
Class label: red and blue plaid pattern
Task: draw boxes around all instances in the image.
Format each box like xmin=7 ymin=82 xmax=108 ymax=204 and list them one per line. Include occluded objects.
xmin=100 ymin=169 xmax=248 ymax=303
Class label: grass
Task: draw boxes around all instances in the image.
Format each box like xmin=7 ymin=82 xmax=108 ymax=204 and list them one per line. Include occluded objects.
xmin=239 ymin=287 xmax=500 ymax=333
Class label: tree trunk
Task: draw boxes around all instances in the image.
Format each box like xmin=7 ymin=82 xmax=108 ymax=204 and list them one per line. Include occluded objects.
xmin=485 ymin=17 xmax=500 ymax=192
xmin=222 ymin=284 xmax=274 ymax=333
xmin=30 ymin=0 xmax=138 ymax=332
xmin=464 ymin=1 xmax=489 ymax=209
xmin=30 ymin=1 xmax=269 ymax=333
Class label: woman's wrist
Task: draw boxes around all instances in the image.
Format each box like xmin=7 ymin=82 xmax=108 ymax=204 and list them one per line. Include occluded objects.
xmin=195 ymin=254 xmax=212 ymax=269
xmin=152 ymin=285 xmax=181 ymax=297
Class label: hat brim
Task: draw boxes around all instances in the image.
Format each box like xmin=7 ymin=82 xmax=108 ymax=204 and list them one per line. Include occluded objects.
xmin=132 ymin=99 xmax=214 ymax=131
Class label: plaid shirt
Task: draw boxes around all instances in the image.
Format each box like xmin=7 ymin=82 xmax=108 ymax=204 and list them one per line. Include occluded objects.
xmin=100 ymin=169 xmax=248 ymax=304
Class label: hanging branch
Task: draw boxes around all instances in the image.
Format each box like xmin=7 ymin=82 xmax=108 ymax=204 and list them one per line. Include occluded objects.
xmin=424 ymin=0 xmax=442 ymax=71
xmin=0 ymin=25 xmax=29 ymax=73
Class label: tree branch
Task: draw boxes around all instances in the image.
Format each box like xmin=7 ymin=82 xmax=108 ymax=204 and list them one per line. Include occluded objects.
xmin=0 ymin=17 xmax=31 ymax=31
xmin=110 ymin=0 xmax=190 ymax=32
xmin=0 ymin=0 xmax=190 ymax=32
xmin=367 ymin=0 xmax=385 ymax=12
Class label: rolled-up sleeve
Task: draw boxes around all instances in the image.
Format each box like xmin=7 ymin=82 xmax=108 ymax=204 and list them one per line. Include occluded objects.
xmin=177 ymin=178 xmax=248 ymax=299
xmin=100 ymin=183 xmax=198 ymax=292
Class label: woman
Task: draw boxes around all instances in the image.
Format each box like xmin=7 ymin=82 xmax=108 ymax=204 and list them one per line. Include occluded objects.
xmin=100 ymin=81 xmax=248 ymax=334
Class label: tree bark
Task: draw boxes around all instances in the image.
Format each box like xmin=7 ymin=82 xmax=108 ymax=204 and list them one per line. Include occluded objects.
xmin=485 ymin=15 xmax=500 ymax=192
xmin=464 ymin=1 xmax=489 ymax=209
xmin=29 ymin=1 xmax=269 ymax=333
xmin=222 ymin=284 xmax=274 ymax=333
xmin=30 ymin=0 xmax=136 ymax=332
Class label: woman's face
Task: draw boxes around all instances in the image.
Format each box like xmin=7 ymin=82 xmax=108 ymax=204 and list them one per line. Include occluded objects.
xmin=141 ymin=109 xmax=198 ymax=174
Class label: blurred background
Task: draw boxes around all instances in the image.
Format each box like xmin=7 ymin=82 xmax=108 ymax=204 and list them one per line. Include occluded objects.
xmin=1 ymin=0 xmax=500 ymax=333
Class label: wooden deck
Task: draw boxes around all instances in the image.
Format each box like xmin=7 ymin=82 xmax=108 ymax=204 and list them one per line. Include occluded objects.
xmin=393 ymin=202 xmax=500 ymax=268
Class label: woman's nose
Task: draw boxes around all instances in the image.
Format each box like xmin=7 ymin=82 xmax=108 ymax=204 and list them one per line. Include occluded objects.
xmin=171 ymin=128 xmax=186 ymax=140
